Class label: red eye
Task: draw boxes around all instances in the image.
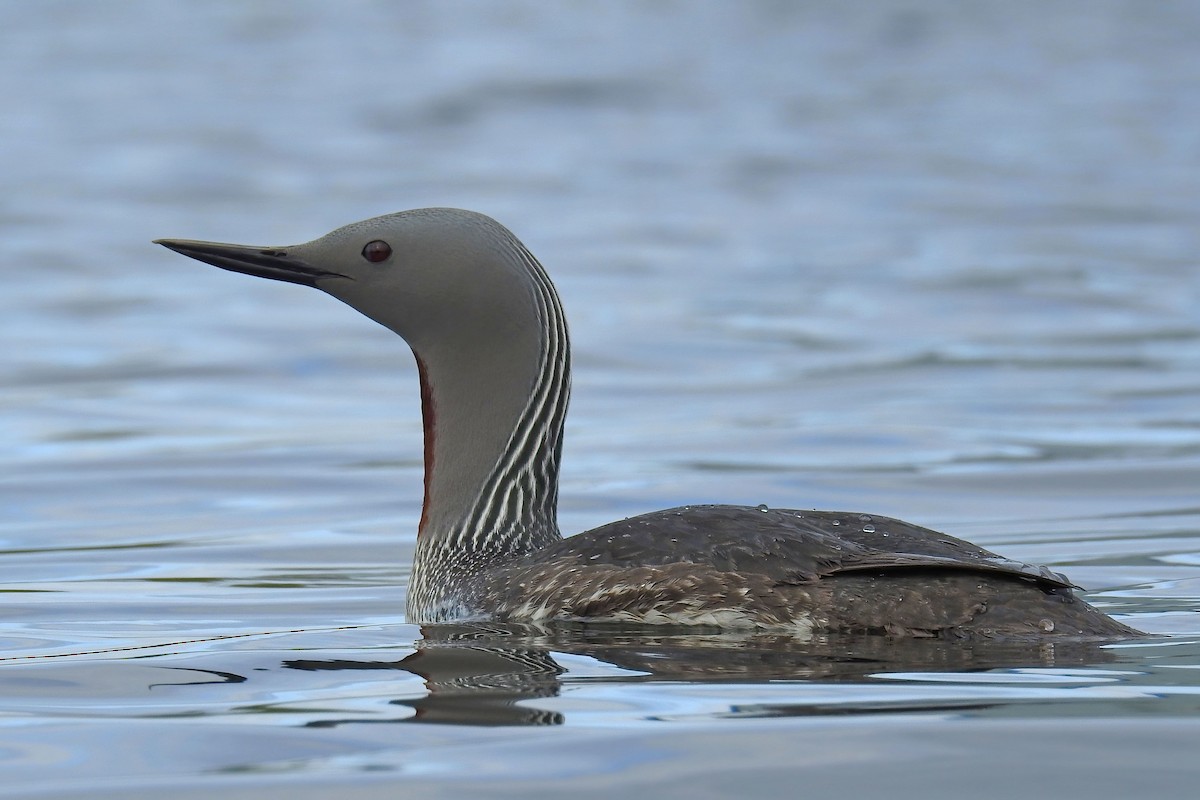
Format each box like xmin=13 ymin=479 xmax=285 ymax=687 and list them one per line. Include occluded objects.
xmin=362 ymin=240 xmax=392 ymax=263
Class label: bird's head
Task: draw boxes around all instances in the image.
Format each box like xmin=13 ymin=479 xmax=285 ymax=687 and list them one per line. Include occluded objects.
xmin=156 ymin=208 xmax=546 ymax=354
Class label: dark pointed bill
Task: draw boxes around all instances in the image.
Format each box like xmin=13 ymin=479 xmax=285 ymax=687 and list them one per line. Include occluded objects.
xmin=154 ymin=239 xmax=346 ymax=287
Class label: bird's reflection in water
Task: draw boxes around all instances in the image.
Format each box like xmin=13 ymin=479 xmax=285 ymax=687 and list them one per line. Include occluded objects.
xmin=282 ymin=623 xmax=1125 ymax=727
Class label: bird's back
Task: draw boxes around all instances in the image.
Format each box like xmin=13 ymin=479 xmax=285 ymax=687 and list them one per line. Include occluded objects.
xmin=474 ymin=505 xmax=1137 ymax=637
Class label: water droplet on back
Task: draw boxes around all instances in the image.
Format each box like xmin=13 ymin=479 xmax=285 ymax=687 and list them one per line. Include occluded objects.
xmin=862 ymin=524 xmax=876 ymax=533
xmin=756 ymin=504 xmax=769 ymax=512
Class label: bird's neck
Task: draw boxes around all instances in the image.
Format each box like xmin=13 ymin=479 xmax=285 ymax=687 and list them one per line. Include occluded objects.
xmin=407 ymin=260 xmax=570 ymax=621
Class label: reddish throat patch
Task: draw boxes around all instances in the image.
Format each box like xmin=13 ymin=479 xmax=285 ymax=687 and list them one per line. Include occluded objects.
xmin=415 ymin=354 xmax=435 ymax=536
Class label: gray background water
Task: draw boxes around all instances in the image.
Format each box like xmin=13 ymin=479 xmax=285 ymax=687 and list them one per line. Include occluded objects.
xmin=2 ymin=1 xmax=1199 ymax=797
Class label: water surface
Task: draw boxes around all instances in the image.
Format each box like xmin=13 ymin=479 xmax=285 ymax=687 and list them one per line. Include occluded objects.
xmin=2 ymin=2 xmax=1199 ymax=797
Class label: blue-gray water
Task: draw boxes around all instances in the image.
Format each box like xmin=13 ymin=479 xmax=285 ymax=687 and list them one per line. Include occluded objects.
xmin=2 ymin=2 xmax=1199 ymax=797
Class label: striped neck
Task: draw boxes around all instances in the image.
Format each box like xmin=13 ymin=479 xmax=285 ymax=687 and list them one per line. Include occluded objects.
xmin=406 ymin=238 xmax=570 ymax=622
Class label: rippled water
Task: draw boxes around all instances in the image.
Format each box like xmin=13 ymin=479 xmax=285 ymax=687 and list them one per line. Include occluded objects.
xmin=3 ymin=1 xmax=1199 ymax=797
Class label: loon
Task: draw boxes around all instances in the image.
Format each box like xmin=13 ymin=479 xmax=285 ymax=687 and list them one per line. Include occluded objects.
xmin=157 ymin=208 xmax=1138 ymax=638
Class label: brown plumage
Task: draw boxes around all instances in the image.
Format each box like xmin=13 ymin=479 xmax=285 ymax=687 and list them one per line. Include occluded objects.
xmin=476 ymin=505 xmax=1137 ymax=637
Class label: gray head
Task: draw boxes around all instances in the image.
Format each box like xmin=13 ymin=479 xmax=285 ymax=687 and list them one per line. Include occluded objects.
xmin=157 ymin=210 xmax=570 ymax=608
xmin=157 ymin=208 xmax=547 ymax=359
